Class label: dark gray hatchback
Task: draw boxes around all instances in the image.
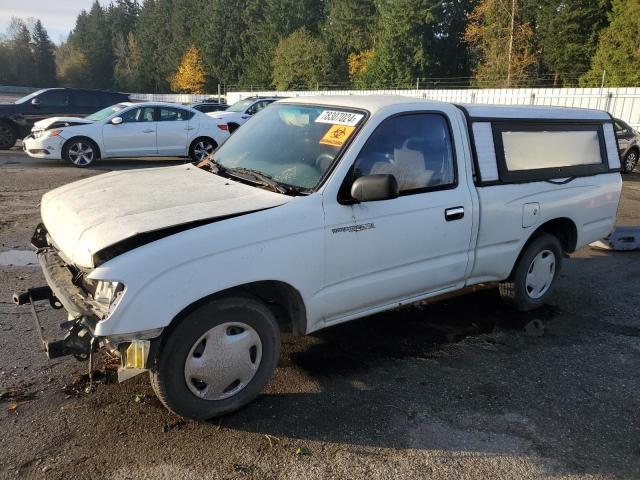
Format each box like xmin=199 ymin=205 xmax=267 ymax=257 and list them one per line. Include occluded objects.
xmin=614 ymin=118 xmax=639 ymax=173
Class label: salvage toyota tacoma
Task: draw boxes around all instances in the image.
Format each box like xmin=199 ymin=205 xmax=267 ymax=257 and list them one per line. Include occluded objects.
xmin=14 ymin=95 xmax=622 ymax=419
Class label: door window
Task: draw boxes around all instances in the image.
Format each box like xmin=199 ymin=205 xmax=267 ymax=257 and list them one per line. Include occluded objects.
xmin=120 ymin=107 xmax=156 ymax=123
xmin=352 ymin=114 xmax=456 ymax=193
xmin=159 ymin=107 xmax=193 ymax=121
xmin=38 ymin=90 xmax=69 ymax=107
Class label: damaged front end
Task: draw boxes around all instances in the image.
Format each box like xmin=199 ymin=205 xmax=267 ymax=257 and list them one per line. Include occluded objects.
xmin=13 ymin=224 xmax=161 ymax=382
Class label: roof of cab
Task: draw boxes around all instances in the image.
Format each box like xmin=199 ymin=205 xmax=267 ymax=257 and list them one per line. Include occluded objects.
xmin=277 ymin=95 xmax=611 ymax=120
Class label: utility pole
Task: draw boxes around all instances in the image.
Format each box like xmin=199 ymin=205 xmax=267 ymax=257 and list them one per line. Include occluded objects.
xmin=507 ymin=0 xmax=516 ymax=88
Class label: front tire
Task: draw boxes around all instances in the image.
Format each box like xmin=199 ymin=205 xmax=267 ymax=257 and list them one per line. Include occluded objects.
xmin=622 ymin=149 xmax=638 ymax=174
xmin=62 ymin=138 xmax=99 ymax=167
xmin=499 ymin=233 xmax=563 ymax=311
xmin=150 ymin=296 xmax=281 ymax=419
xmin=0 ymin=121 xmax=17 ymax=150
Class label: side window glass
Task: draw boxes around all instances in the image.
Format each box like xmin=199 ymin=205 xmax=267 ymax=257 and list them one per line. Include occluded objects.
xmin=38 ymin=90 xmax=69 ymax=107
xmin=159 ymin=107 xmax=191 ymax=121
xmin=73 ymin=91 xmax=101 ymax=108
xmin=614 ymin=121 xmax=624 ymax=133
xmin=121 ymin=107 xmax=155 ymax=123
xmin=353 ymin=114 xmax=455 ymax=193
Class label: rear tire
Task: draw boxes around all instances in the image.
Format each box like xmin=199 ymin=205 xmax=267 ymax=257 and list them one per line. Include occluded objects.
xmin=62 ymin=137 xmax=99 ymax=167
xmin=0 ymin=121 xmax=17 ymax=150
xmin=150 ymin=296 xmax=281 ymax=419
xmin=189 ymin=137 xmax=217 ymax=163
xmin=499 ymin=233 xmax=563 ymax=311
xmin=621 ymin=149 xmax=638 ymax=174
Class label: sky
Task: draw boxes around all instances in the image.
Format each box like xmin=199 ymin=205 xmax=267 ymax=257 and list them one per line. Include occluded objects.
xmin=0 ymin=0 xmax=108 ymax=44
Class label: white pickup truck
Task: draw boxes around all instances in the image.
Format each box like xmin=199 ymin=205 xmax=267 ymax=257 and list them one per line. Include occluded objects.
xmin=14 ymin=96 xmax=622 ymax=419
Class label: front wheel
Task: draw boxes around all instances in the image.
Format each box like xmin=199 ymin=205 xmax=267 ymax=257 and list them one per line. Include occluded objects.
xmin=622 ymin=149 xmax=638 ymax=174
xmin=499 ymin=233 xmax=563 ymax=311
xmin=150 ymin=296 xmax=281 ymax=419
xmin=62 ymin=138 xmax=99 ymax=167
xmin=0 ymin=121 xmax=17 ymax=150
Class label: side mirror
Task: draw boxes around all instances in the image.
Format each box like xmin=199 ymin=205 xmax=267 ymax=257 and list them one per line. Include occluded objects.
xmin=111 ymin=116 xmax=123 ymax=125
xmin=351 ymin=174 xmax=399 ymax=202
xmin=31 ymin=98 xmax=41 ymax=107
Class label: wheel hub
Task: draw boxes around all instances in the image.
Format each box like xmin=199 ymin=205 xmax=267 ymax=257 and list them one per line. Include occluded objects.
xmin=68 ymin=142 xmax=94 ymax=166
xmin=184 ymin=322 xmax=262 ymax=401
xmin=525 ymin=249 xmax=556 ymax=299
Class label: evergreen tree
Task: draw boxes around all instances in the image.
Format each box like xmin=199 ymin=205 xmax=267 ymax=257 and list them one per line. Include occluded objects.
xmin=68 ymin=1 xmax=115 ymax=88
xmin=464 ymin=0 xmax=537 ymax=87
xmin=272 ymin=28 xmax=332 ymax=89
xmin=365 ymin=0 xmax=438 ymax=88
xmin=30 ymin=20 xmax=57 ymax=87
xmin=56 ymin=42 xmax=89 ymax=87
xmin=6 ymin=18 xmax=35 ymax=86
xmin=114 ymin=32 xmax=141 ymax=91
xmin=135 ymin=0 xmax=174 ymax=92
xmin=581 ymin=0 xmax=640 ymax=87
xmin=535 ymin=0 xmax=610 ymax=86
xmin=240 ymin=0 xmax=324 ymax=88
xmin=170 ymin=45 xmax=206 ymax=93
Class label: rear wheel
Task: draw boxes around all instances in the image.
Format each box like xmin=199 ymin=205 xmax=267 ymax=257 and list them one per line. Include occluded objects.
xmin=499 ymin=233 xmax=563 ymax=311
xmin=622 ymin=149 xmax=638 ymax=173
xmin=150 ymin=296 xmax=281 ymax=419
xmin=62 ymin=138 xmax=99 ymax=167
xmin=189 ymin=137 xmax=217 ymax=163
xmin=0 ymin=121 xmax=17 ymax=150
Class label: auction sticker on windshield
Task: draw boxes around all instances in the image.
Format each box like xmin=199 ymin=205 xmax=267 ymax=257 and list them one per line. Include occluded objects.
xmin=320 ymin=125 xmax=356 ymax=147
xmin=315 ymin=110 xmax=364 ymax=126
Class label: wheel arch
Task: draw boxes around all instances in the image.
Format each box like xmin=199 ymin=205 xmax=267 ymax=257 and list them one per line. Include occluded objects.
xmin=155 ymin=280 xmax=307 ymax=355
xmin=507 ymin=217 xmax=577 ymax=280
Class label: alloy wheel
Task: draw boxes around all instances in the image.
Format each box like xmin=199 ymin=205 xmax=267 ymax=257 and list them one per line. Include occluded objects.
xmin=193 ymin=140 xmax=214 ymax=162
xmin=67 ymin=142 xmax=95 ymax=166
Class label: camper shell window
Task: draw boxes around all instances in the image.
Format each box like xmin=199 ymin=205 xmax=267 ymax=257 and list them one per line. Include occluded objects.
xmin=491 ymin=122 xmax=609 ymax=183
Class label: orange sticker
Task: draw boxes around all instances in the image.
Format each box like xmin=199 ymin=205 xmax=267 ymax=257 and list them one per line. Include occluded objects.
xmin=319 ymin=125 xmax=355 ymax=147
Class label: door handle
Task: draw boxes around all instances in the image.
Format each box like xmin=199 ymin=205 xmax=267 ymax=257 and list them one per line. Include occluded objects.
xmin=185 ymin=126 xmax=195 ymax=131
xmin=143 ymin=129 xmax=154 ymax=133
xmin=445 ymin=206 xmax=464 ymax=221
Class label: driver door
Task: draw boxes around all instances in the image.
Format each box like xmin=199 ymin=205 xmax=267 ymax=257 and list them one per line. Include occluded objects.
xmin=320 ymin=113 xmax=473 ymax=322
xmin=102 ymin=106 xmax=158 ymax=157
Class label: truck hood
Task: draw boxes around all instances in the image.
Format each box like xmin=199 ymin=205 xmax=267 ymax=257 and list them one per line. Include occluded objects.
xmin=41 ymin=164 xmax=292 ymax=269
xmin=32 ymin=116 xmax=94 ymax=131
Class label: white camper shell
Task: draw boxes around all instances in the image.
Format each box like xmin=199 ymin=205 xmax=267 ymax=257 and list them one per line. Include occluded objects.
xmin=15 ymin=95 xmax=622 ymax=419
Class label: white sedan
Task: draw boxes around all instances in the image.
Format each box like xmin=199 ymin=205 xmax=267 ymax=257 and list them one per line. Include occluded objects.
xmin=23 ymin=102 xmax=230 ymax=167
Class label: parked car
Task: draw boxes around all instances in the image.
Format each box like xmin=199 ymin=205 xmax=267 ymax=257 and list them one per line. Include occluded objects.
xmin=14 ymin=96 xmax=622 ymax=419
xmin=207 ymin=96 xmax=281 ymax=132
xmin=0 ymin=88 xmax=130 ymax=150
xmin=189 ymin=101 xmax=229 ymax=113
xmin=22 ymin=102 xmax=230 ymax=167
xmin=613 ymin=117 xmax=639 ymax=173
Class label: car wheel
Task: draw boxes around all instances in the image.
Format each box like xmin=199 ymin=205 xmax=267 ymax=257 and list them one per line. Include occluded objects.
xmin=62 ymin=138 xmax=99 ymax=167
xmin=0 ymin=121 xmax=17 ymax=150
xmin=622 ymin=149 xmax=638 ymax=174
xmin=499 ymin=233 xmax=563 ymax=312
xmin=150 ymin=295 xmax=281 ymax=419
xmin=189 ymin=137 xmax=217 ymax=163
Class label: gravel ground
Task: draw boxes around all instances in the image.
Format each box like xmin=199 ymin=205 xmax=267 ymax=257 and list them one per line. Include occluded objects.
xmin=1 ymin=149 xmax=639 ymax=479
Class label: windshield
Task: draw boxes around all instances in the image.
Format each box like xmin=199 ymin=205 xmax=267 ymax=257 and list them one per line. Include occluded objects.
xmin=226 ymin=99 xmax=254 ymax=112
xmin=207 ymin=104 xmax=366 ymax=191
xmin=14 ymin=89 xmax=47 ymax=104
xmin=85 ymin=103 xmax=128 ymax=121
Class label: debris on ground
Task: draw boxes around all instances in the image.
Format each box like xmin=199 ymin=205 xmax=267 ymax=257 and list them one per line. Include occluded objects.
xmin=524 ymin=319 xmax=545 ymax=337
xmin=133 ymin=393 xmax=145 ymax=403
xmin=295 ymin=446 xmax=311 ymax=456
xmin=162 ymin=418 xmax=186 ymax=432
xmin=7 ymin=403 xmax=18 ymax=413
xmin=590 ymin=226 xmax=640 ymax=251
xmin=0 ymin=386 xmax=37 ymax=402
xmin=264 ymin=434 xmax=279 ymax=448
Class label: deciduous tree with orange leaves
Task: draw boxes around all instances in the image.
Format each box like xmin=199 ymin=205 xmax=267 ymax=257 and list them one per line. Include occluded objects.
xmin=170 ymin=45 xmax=206 ymax=94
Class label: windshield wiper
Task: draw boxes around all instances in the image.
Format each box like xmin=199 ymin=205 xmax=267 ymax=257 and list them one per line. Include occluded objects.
xmin=225 ymin=167 xmax=289 ymax=194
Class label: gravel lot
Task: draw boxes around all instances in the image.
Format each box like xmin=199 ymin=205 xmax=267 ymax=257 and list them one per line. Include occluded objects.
xmin=1 ymin=148 xmax=639 ymax=479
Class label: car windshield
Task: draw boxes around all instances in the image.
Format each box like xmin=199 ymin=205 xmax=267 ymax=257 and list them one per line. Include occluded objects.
xmin=85 ymin=103 xmax=129 ymax=121
xmin=226 ymin=99 xmax=255 ymax=112
xmin=14 ymin=89 xmax=47 ymax=104
xmin=206 ymin=104 xmax=366 ymax=191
